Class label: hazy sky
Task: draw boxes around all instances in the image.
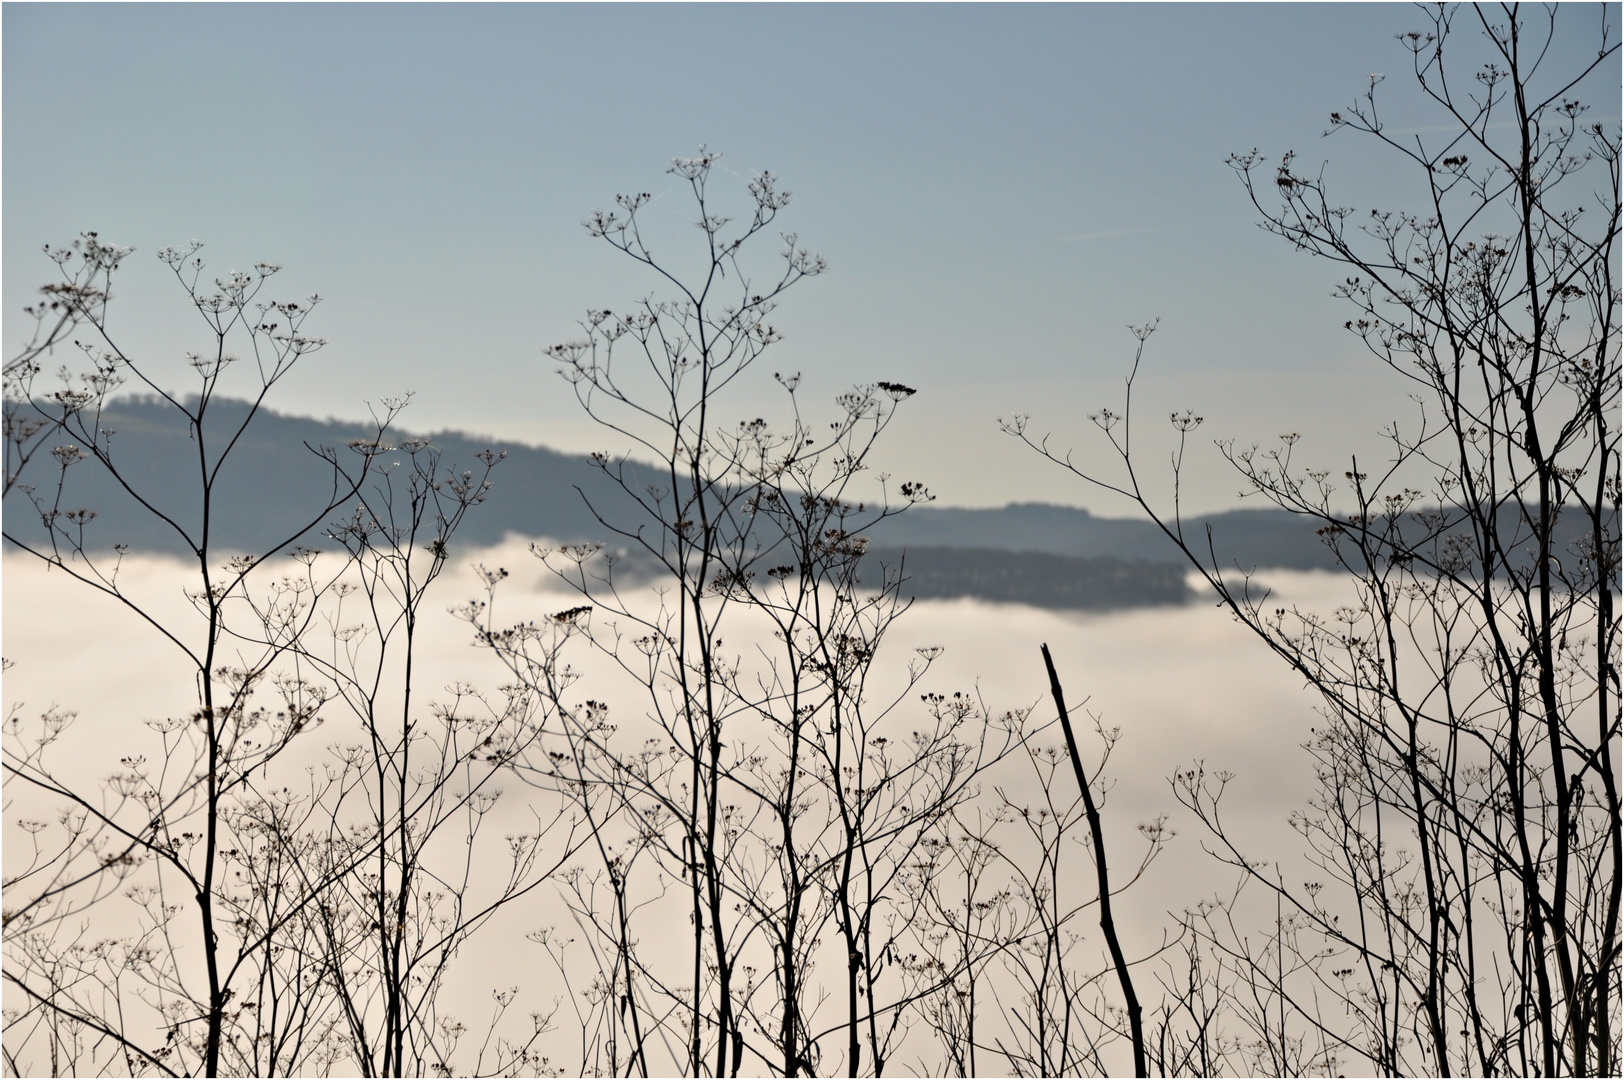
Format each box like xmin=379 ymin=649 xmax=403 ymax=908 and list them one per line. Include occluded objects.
xmin=5 ymin=3 xmax=1618 ymax=512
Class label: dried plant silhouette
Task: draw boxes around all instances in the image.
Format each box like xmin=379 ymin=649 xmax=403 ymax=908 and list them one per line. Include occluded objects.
xmin=466 ymin=149 xmax=1054 ymax=1077
xmin=5 ymin=6 xmax=1618 ymax=1077
xmin=2 ymin=245 xmax=570 ymax=1076
xmin=1007 ymin=5 xmax=1620 ymax=1075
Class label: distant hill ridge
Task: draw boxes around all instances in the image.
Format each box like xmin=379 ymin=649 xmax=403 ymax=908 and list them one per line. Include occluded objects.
xmin=2 ymin=396 xmax=1324 ymax=557
xmin=9 ymin=397 xmax=1595 ymax=609
xmin=865 ymin=502 xmax=1340 ymax=570
xmin=5 ymin=396 xmax=664 ymax=557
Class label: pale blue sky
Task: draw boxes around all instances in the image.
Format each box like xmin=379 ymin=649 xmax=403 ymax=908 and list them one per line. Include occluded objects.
xmin=6 ymin=3 xmax=1617 ymax=511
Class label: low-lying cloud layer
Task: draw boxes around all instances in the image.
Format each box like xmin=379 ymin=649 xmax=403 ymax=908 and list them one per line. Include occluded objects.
xmin=4 ymin=540 xmax=1362 ymax=1072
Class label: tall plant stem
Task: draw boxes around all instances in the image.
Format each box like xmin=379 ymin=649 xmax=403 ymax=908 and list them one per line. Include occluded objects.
xmin=1041 ymin=642 xmax=1146 ymax=1077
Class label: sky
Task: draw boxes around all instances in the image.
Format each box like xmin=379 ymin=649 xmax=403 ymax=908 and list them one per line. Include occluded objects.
xmin=5 ymin=3 xmax=1619 ymax=513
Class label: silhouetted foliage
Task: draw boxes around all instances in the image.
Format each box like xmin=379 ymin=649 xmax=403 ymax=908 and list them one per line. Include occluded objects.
xmin=1009 ymin=5 xmax=1620 ymax=1074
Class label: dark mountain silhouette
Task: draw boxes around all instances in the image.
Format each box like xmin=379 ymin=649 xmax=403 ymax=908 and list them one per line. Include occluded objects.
xmin=3 ymin=396 xmax=668 ymax=557
xmin=10 ymin=397 xmax=1598 ymax=610
xmin=863 ymin=546 xmax=1190 ymax=611
xmin=863 ymin=503 xmax=1342 ymax=571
